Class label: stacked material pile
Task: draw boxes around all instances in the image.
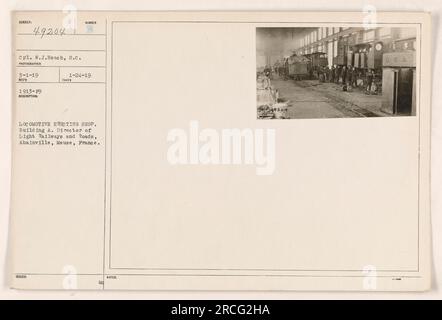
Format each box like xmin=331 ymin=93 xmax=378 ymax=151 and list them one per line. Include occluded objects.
xmin=256 ymin=75 xmax=288 ymax=119
xmin=257 ymin=75 xmax=276 ymax=106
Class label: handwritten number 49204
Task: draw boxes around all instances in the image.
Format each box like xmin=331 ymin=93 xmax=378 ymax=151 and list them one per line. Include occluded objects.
xmin=32 ymin=26 xmax=66 ymax=38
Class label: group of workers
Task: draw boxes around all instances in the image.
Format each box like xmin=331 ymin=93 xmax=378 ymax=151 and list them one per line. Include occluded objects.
xmin=264 ymin=63 xmax=378 ymax=94
xmin=317 ymin=65 xmax=377 ymax=94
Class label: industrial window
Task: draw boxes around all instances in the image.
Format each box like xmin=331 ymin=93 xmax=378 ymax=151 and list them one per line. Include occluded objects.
xmin=379 ymin=27 xmax=391 ymax=38
xmin=400 ymin=27 xmax=417 ymax=39
xmin=327 ymin=41 xmax=333 ymax=66
xmin=363 ymin=30 xmax=375 ymax=42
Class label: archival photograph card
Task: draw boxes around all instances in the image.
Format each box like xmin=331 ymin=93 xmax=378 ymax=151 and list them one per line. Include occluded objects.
xmin=9 ymin=11 xmax=432 ymax=291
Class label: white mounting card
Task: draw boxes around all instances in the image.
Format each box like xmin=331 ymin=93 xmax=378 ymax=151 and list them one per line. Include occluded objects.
xmin=9 ymin=11 xmax=432 ymax=291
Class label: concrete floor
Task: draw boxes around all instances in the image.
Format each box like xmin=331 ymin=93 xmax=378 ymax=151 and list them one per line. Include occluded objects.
xmin=270 ymin=78 xmax=386 ymax=119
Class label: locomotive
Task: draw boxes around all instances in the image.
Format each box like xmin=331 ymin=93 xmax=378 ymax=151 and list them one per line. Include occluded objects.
xmin=304 ymin=52 xmax=328 ymax=78
xmin=278 ymin=52 xmax=328 ymax=80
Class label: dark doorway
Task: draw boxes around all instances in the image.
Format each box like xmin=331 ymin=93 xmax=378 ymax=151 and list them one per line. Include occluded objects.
xmin=396 ymin=68 xmax=413 ymax=115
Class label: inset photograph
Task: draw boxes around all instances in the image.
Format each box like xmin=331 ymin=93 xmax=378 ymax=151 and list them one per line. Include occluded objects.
xmin=256 ymin=27 xmax=417 ymax=119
